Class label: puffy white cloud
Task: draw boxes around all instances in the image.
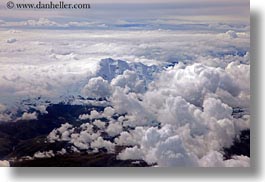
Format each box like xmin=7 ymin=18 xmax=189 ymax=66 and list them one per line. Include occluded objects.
xmin=0 ymin=16 xmax=250 ymax=167
xmin=6 ymin=38 xmax=16 ymax=43
xmin=111 ymin=70 xmax=146 ymax=93
xmin=120 ymin=126 xmax=199 ymax=167
xmin=0 ymin=113 xmax=12 ymax=122
xmin=199 ymin=151 xmax=250 ymax=167
xmin=47 ymin=122 xmax=102 ymax=150
xmin=224 ymin=155 xmax=250 ymax=167
xmin=110 ymin=88 xmax=154 ymax=127
xmin=35 ymin=105 xmax=48 ymax=114
xmin=71 ymin=146 xmax=80 ymax=153
xmin=44 ymin=56 xmax=250 ymax=167
xmin=144 ymin=62 xmax=249 ymax=109
xmin=112 ymin=96 xmax=249 ymax=166
xmin=34 ymin=150 xmax=55 ymax=159
xmin=106 ymin=122 xmax=123 ymax=137
xmin=79 ymin=108 xmax=114 ymax=121
xmin=102 ymin=107 xmax=115 ymax=119
xmin=145 ymin=63 xmax=220 ymax=107
xmin=223 ymin=62 xmax=250 ymax=107
xmin=226 ymin=30 xmax=238 ymax=39
xmin=57 ymin=148 xmax=67 ymax=155
xmin=70 ymin=125 xmax=100 ymax=150
xmin=93 ymin=120 xmax=106 ymax=129
xmin=117 ymin=146 xmax=144 ymax=160
xmin=80 ymin=123 xmax=94 ymax=132
xmin=115 ymin=127 xmax=145 ymax=146
xmin=20 ymin=112 xmax=38 ymax=120
xmin=90 ymin=110 xmax=101 ymax=119
xmin=90 ymin=137 xmax=115 ymax=153
xmin=0 ymin=160 xmax=10 ymax=167
xmin=115 ymin=131 xmax=137 ymax=146
xmin=78 ymin=114 xmax=90 ymax=120
xmin=203 ymin=97 xmax=233 ymax=120
xmin=0 ymin=104 xmax=6 ymax=112
xmin=24 ymin=18 xmax=58 ymax=27
xmin=0 ymin=103 xmax=11 ymax=122
xmin=82 ymin=77 xmax=111 ymax=99
xmin=153 ymin=136 xmax=199 ymax=167
xmin=47 ymin=123 xmax=73 ymax=142
xmin=156 ymin=96 xmax=202 ymax=127
xmin=70 ymin=133 xmax=90 ymax=150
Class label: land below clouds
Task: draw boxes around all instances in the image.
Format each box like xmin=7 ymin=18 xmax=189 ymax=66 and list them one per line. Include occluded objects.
xmin=0 ymin=103 xmax=249 ymax=167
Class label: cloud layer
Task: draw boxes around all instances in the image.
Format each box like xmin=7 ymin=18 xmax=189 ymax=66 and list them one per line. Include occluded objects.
xmin=0 ymin=2 xmax=249 ymax=166
xmin=42 ymin=56 xmax=250 ymax=167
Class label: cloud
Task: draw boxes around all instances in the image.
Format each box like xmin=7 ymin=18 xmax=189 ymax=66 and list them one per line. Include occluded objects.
xmin=89 ymin=110 xmax=101 ymax=120
xmin=110 ymin=88 xmax=154 ymax=127
xmin=78 ymin=114 xmax=90 ymax=120
xmin=117 ymin=146 xmax=144 ymax=160
xmin=93 ymin=120 xmax=106 ymax=129
xmin=152 ymin=135 xmax=199 ymax=167
xmin=57 ymin=148 xmax=67 ymax=155
xmin=35 ymin=105 xmax=48 ymax=114
xmin=48 ymin=122 xmax=104 ymax=151
xmin=105 ymin=121 xmax=123 ymax=137
xmin=114 ymin=127 xmax=145 ymax=146
xmin=0 ymin=7 xmax=250 ymax=167
xmin=70 ymin=133 xmax=91 ymax=150
xmin=102 ymin=107 xmax=115 ymax=118
xmin=90 ymin=137 xmax=115 ymax=153
xmin=6 ymin=38 xmax=17 ymax=43
xmin=226 ymin=30 xmax=238 ymax=39
xmin=111 ymin=70 xmax=146 ymax=93
xmin=0 ymin=113 xmax=11 ymax=122
xmin=79 ymin=107 xmax=115 ymax=121
xmin=199 ymin=151 xmax=250 ymax=167
xmin=24 ymin=18 xmax=58 ymax=27
xmin=42 ymin=46 xmax=250 ymax=166
xmin=144 ymin=62 xmax=249 ymax=109
xmin=0 ymin=29 xmax=249 ymax=105
xmin=116 ymin=120 xmax=248 ymax=167
xmin=223 ymin=155 xmax=250 ymax=167
xmin=20 ymin=112 xmax=38 ymax=120
xmin=0 ymin=18 xmax=100 ymax=29
xmin=48 ymin=123 xmax=74 ymax=142
xmin=115 ymin=131 xmax=137 ymax=146
xmin=116 ymin=126 xmax=200 ymax=166
xmin=0 ymin=160 xmax=10 ymax=167
xmin=0 ymin=103 xmax=11 ymax=122
xmin=82 ymin=77 xmax=112 ymax=99
xmin=34 ymin=150 xmax=55 ymax=159
xmin=203 ymin=97 xmax=233 ymax=120
xmin=109 ymin=66 xmax=250 ymax=165
xmin=0 ymin=104 xmax=6 ymax=112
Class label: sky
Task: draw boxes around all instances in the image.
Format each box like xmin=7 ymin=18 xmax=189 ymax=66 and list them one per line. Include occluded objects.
xmin=0 ymin=0 xmax=249 ymax=27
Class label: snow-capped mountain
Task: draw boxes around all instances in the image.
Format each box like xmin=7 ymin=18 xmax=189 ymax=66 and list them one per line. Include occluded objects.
xmin=96 ymin=58 xmax=162 ymax=82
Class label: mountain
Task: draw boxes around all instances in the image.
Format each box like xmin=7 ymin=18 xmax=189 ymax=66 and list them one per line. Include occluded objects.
xmin=96 ymin=58 xmax=162 ymax=82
